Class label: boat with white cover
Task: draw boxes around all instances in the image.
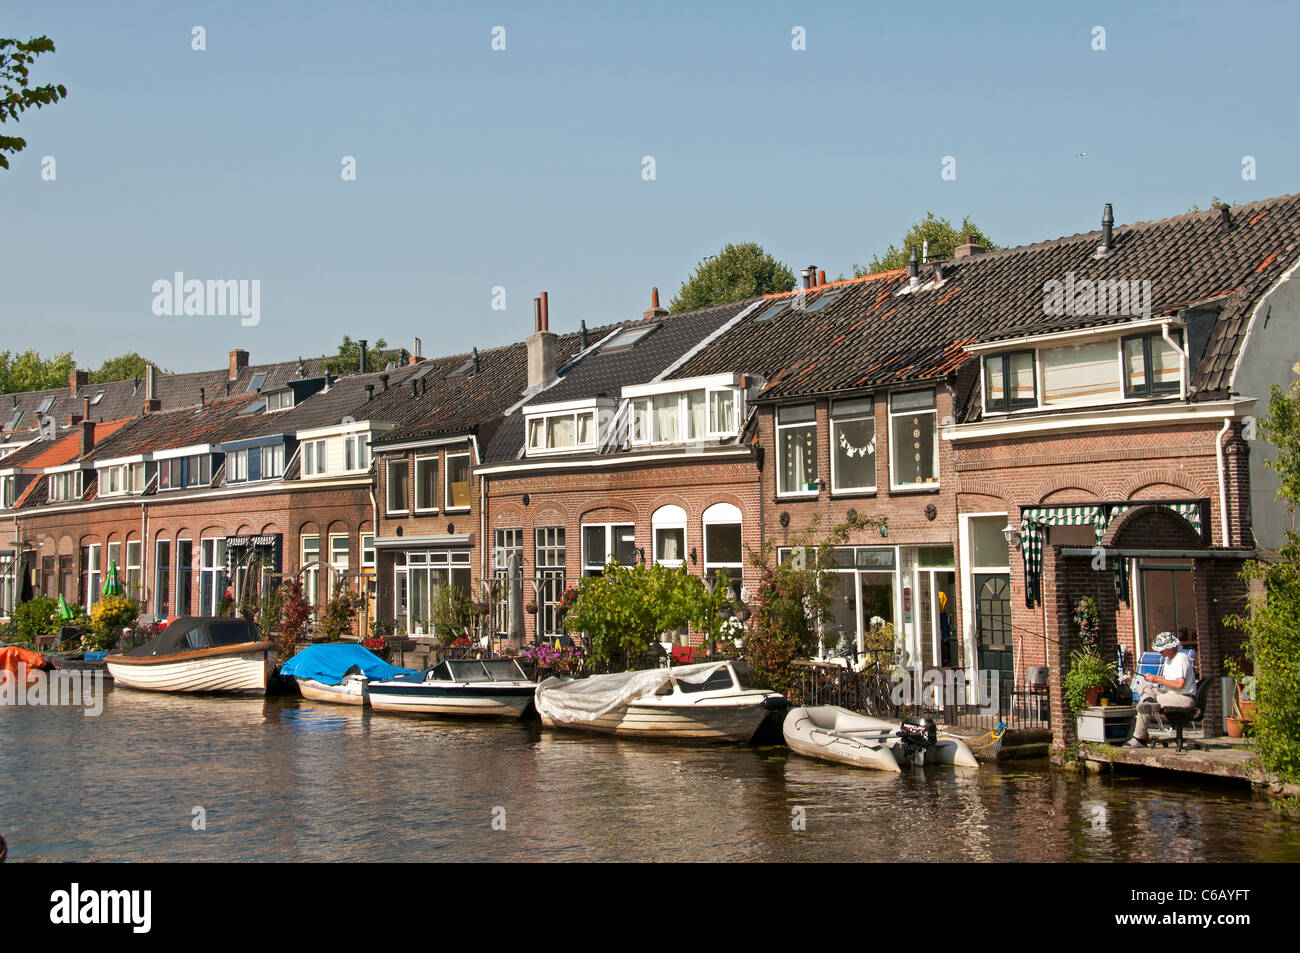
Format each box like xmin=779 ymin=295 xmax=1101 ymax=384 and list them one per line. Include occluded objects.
xmin=367 ymin=658 xmax=537 ymax=718
xmin=783 ymin=705 xmax=979 ymax=771
xmin=279 ymin=643 xmax=415 ymax=706
xmin=105 ymin=617 xmax=269 ymax=695
xmin=535 ymin=660 xmax=788 ymax=743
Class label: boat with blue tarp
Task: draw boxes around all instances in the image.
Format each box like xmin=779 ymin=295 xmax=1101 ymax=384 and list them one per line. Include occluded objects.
xmin=280 ymin=643 xmax=415 ymax=706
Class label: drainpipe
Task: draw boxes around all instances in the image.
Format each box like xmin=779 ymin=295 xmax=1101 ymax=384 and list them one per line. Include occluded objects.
xmin=470 ymin=434 xmax=486 ymax=585
xmin=1216 ymin=418 xmax=1233 ymax=547
xmin=140 ymin=500 xmax=148 ymax=613
xmin=368 ymin=481 xmax=379 ymax=635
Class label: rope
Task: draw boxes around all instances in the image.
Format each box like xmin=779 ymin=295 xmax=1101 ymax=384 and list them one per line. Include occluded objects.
xmin=968 ymin=720 xmax=1007 ymax=751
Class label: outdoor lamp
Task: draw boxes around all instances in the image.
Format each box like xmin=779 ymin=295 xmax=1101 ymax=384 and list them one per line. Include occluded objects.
xmin=1002 ymin=521 xmax=1022 ymax=551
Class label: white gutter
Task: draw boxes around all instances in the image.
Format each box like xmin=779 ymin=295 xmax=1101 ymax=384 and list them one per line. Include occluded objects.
xmin=1216 ymin=417 xmax=1232 ymax=547
xmin=470 ymin=433 xmax=486 ymax=583
xmin=946 ymin=398 xmax=1255 ymax=442
xmin=476 ymin=446 xmax=752 ymax=476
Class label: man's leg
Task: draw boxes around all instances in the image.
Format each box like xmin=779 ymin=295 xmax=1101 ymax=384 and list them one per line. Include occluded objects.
xmin=1131 ymin=684 xmax=1161 ymax=742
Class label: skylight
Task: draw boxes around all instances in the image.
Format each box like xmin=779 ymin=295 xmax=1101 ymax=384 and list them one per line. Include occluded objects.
xmin=247 ymin=373 xmax=266 ymax=393
xmin=90 ymin=391 xmax=105 ymax=406
xmin=602 ymin=323 xmax=660 ymax=352
xmin=412 ymin=363 xmax=439 ymax=381
xmin=6 ymin=409 xmax=22 ymax=431
xmin=37 ymin=397 xmax=54 ymax=414
xmin=240 ymin=399 xmax=267 ymax=415
xmin=753 ymin=301 xmax=787 ymax=323
xmin=804 ymin=288 xmax=844 ymax=313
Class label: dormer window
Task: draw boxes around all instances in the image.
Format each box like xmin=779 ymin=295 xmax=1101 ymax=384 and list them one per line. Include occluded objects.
xmin=525 ymin=403 xmax=603 ymax=454
xmin=302 ymin=439 xmax=326 ymax=477
xmin=265 ymin=389 xmax=294 ymax=412
xmin=157 ymin=454 xmax=212 ymax=490
xmin=1122 ymin=330 xmax=1183 ymax=398
xmin=1 ymin=475 xmax=17 ymax=508
xmin=983 ymin=351 xmax=1037 ymax=413
xmin=625 ymin=376 xmax=742 ymax=447
xmin=99 ymin=462 xmax=148 ymax=496
xmin=49 ymin=469 xmax=83 ymax=502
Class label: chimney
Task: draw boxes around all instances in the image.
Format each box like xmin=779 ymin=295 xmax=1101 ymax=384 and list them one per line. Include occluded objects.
xmin=199 ymin=387 xmax=206 ymax=407
xmin=229 ymin=349 xmax=249 ymax=382
xmin=1095 ymin=204 xmax=1114 ymax=257
xmin=527 ymin=290 xmax=557 ymax=388
xmin=580 ymin=319 xmax=588 ymax=349
xmin=69 ymin=369 xmax=87 ymax=397
xmin=365 ymin=383 xmax=375 ymax=402
xmin=471 ymin=347 xmax=480 ymax=374
xmin=413 ymin=337 xmax=423 ymax=358
xmin=817 ymin=270 xmax=826 ymax=287
xmin=142 ymin=364 xmax=161 ymax=413
xmin=1218 ymin=204 xmax=1232 ymax=232
xmin=953 ymin=234 xmax=986 ymax=259
xmin=66 ymin=411 xmax=83 ymax=426
xmin=80 ymin=420 xmax=95 ymax=456
xmin=642 ymin=287 xmax=669 ymax=321
xmin=358 ymin=339 xmax=368 ymax=374
xmin=907 ymin=248 xmax=921 ymax=290
xmin=801 ymin=266 xmax=814 ymax=289
xmin=380 ymin=373 xmax=390 ymax=392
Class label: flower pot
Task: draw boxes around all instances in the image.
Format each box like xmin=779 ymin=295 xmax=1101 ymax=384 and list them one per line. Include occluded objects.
xmin=1085 ymin=685 xmax=1104 ymax=707
xmin=1238 ymin=700 xmax=1256 ymax=722
xmin=1225 ymin=717 xmax=1244 ymax=738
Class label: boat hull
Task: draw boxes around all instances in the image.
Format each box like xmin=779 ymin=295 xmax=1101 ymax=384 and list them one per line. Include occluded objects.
xmin=367 ymin=683 xmax=535 ymax=718
xmin=297 ymin=676 xmax=367 ymax=706
xmin=106 ymin=643 xmax=269 ymax=695
xmin=541 ymin=698 xmax=774 ymax=743
xmin=783 ymin=706 xmax=979 ymax=770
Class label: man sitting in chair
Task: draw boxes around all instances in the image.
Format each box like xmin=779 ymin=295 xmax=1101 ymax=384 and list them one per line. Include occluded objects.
xmin=1125 ymin=631 xmax=1197 ymax=747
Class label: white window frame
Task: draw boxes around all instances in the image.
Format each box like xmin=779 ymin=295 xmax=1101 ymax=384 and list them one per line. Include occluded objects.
xmin=414 ymin=454 xmax=439 ymax=513
xmin=265 ymin=389 xmax=294 ymax=412
xmin=444 ymin=451 xmax=471 ymax=512
xmin=887 ymin=389 xmax=940 ymax=491
xmin=228 ymin=449 xmax=248 ymax=482
xmin=329 ymin=533 xmax=350 ymax=591
xmin=525 ymin=410 xmax=599 ymax=454
xmin=260 ymin=443 xmax=285 ymax=479
xmin=651 ymin=505 xmax=687 ymax=567
xmin=702 ymin=502 xmax=744 ymax=592
xmin=582 ymin=523 xmax=636 ymax=575
xmin=386 ymin=458 xmax=410 ymax=515
xmin=302 ymin=439 xmax=327 ymax=477
xmin=776 ymin=404 xmax=819 ymax=498
xmin=125 ymin=539 xmax=142 ymax=600
xmin=84 ymin=543 xmax=101 ymax=612
xmin=360 ymin=533 xmax=375 ymax=569
xmin=344 ymin=433 xmax=372 ymax=473
xmin=829 ymin=397 xmax=876 ymax=494
xmin=301 ymin=535 xmax=321 ymax=605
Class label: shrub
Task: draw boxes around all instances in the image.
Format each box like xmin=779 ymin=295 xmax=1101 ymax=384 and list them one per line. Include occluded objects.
xmin=82 ymin=594 xmax=139 ymax=652
xmin=277 ymin=579 xmax=312 ymax=657
xmin=319 ymin=579 xmax=357 ymax=641
xmin=1062 ymin=647 xmax=1119 ymax=715
xmin=10 ymin=596 xmax=59 ymax=645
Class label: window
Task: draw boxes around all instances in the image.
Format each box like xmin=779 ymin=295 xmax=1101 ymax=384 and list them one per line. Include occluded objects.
xmin=709 ymin=390 xmax=736 ymax=435
xmin=1041 ymin=340 xmax=1122 ymax=406
xmin=889 ymin=389 xmax=938 ymax=489
xmin=158 ymin=455 xmax=211 ymax=490
xmin=246 ymin=373 xmax=267 ymax=393
xmin=831 ymin=397 xmax=876 ymax=492
xmin=84 ymin=543 xmax=101 ymax=612
xmin=414 ymin=456 xmax=438 ymax=512
xmin=702 ymin=503 xmax=743 ymax=593
xmin=526 ymin=411 xmax=597 ymax=453
xmin=90 ymin=390 xmax=105 ymax=406
xmin=652 ymin=505 xmax=687 ymax=566
xmin=630 ymin=388 xmax=737 ymax=446
xmin=344 ymin=433 xmax=371 ymax=472
xmin=106 ymin=541 xmax=121 ymax=579
xmin=777 ymin=404 xmax=818 ymax=496
xmin=126 ymin=540 xmax=142 ymax=600
xmin=535 ymin=527 xmax=566 ymax=637
xmin=228 ymin=449 xmax=248 ymax=482
xmin=0 ymin=555 xmax=14 ymax=617
xmin=49 ymin=470 xmax=83 ymax=502
xmin=302 ymin=440 xmax=327 ymax=477
xmin=265 ymin=389 xmax=294 ymax=412
xmin=445 ymin=452 xmax=471 ymax=510
xmin=302 ymin=535 xmax=320 ymax=605
xmin=37 ymin=396 xmax=54 ymax=414
xmin=155 ymin=539 xmax=171 ymax=617
xmin=360 ymin=533 xmax=375 ymax=568
xmin=601 ymin=324 xmax=660 ymax=351
xmin=261 ymin=444 xmax=285 ymax=479
xmin=100 ymin=464 xmax=147 ymax=496
xmin=397 ymin=549 xmax=472 ymax=635
xmin=1123 ymin=330 xmax=1183 ymax=398
xmin=386 ymin=459 xmax=409 ymax=513
xmin=493 ymin=527 xmax=523 ymax=633
xmin=199 ymin=538 xmax=226 ymax=615
xmin=983 ymin=351 xmax=1037 ymax=413
xmin=1 ymin=475 xmax=15 ymax=508
xmin=582 ymin=524 xmax=636 ymax=575
xmin=176 ymin=539 xmax=193 ymax=615
xmin=330 ymin=534 xmax=349 ymax=590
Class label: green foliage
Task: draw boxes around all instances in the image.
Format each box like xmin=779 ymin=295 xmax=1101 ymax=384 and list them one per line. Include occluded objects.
xmin=1227 ymin=382 xmax=1300 ymax=783
xmin=10 ymin=596 xmax=59 ymax=644
xmin=668 ymin=242 xmax=795 ymax=312
xmin=1062 ymin=648 xmax=1119 ymax=715
xmin=0 ymin=36 xmax=67 ymax=170
xmin=853 ymin=212 xmax=997 ymax=277
xmin=89 ymin=353 xmax=168 ymax=384
xmin=319 ymin=579 xmax=358 ymax=641
xmin=743 ymin=511 xmax=887 ymax=696
xmin=323 ymin=335 xmax=406 ymax=375
xmin=427 ymin=583 xmax=474 ymax=645
xmin=562 ymin=563 xmax=729 ymax=664
xmin=82 ymin=594 xmax=139 ymax=652
xmin=0 ymin=348 xmax=75 ymax=395
xmin=277 ymin=579 xmax=312 ymax=656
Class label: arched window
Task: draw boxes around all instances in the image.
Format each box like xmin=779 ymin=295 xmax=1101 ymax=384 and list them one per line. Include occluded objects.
xmin=652 ymin=505 xmax=687 ymax=566
xmin=702 ymin=503 xmax=743 ymax=593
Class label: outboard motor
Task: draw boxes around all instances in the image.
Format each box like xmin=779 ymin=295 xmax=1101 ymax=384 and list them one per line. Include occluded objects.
xmin=895 ymin=716 xmax=938 ymax=765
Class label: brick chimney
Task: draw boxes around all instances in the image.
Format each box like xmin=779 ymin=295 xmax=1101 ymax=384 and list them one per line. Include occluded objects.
xmin=70 ymin=369 xmax=88 ymax=396
xmin=953 ymin=235 xmax=986 ymax=259
xmin=527 ymin=292 xmax=557 ymax=388
xmin=642 ymin=287 xmax=669 ymax=321
xmin=80 ymin=420 xmax=95 ymax=456
xmin=229 ymin=349 xmax=249 ymax=381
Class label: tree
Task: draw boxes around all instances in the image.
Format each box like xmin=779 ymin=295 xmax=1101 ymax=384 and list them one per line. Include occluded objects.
xmin=323 ymin=335 xmax=406 ymax=375
xmin=0 ymin=348 xmax=75 ymax=394
xmin=90 ymin=352 xmax=168 ymax=384
xmin=1229 ymin=376 xmax=1300 ymax=784
xmin=853 ymin=212 xmax=997 ymax=277
xmin=1 ymin=36 xmax=67 ymax=170
xmin=669 ymin=242 xmax=795 ymax=312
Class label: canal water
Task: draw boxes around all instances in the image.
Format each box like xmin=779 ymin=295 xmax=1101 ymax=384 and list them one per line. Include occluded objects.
xmin=3 ymin=685 xmax=1298 ymax=862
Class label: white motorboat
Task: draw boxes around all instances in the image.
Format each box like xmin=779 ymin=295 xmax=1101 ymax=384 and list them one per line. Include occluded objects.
xmin=783 ymin=705 xmax=979 ymax=771
xmin=535 ymin=660 xmax=788 ymax=743
xmin=279 ymin=642 xmax=416 ymax=706
xmin=105 ymin=617 xmax=269 ymax=695
xmin=367 ymin=658 xmax=537 ymax=718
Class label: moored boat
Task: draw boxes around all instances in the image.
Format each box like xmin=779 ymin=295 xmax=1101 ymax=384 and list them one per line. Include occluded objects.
xmin=105 ymin=617 xmax=270 ymax=695
xmin=367 ymin=657 xmax=537 ymax=718
xmin=783 ymin=705 xmax=979 ymax=771
xmin=535 ymin=660 xmax=788 ymax=743
xmin=279 ymin=643 xmax=415 ymax=706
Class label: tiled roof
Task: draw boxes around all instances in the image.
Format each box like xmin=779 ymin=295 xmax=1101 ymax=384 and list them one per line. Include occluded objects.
xmin=81 ymin=394 xmax=270 ymax=461
xmin=673 ymin=193 xmax=1300 ymax=405
xmin=0 ymin=419 xmax=132 ymax=470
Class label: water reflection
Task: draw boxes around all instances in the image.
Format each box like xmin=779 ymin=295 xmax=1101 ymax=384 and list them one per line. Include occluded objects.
xmin=1 ymin=690 xmax=1297 ymax=862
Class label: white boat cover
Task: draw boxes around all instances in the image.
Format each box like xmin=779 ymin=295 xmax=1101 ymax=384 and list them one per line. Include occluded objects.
xmin=535 ymin=661 xmax=734 ymax=723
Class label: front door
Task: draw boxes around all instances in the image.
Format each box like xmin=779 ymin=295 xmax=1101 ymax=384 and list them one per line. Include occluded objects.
xmin=975 ymin=573 xmax=1013 ymax=713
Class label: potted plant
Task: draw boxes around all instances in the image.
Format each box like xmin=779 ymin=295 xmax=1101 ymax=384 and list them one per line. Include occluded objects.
xmin=524 ymin=601 xmax=538 ymax=615
xmin=1064 ymin=647 xmax=1119 ymax=715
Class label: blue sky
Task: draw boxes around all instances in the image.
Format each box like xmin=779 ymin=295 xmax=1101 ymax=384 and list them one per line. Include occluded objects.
xmin=2 ymin=0 xmax=1296 ymax=372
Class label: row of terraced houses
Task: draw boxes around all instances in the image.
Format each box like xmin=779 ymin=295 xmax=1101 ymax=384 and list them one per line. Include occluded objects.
xmin=4 ymin=195 xmax=1300 ymax=745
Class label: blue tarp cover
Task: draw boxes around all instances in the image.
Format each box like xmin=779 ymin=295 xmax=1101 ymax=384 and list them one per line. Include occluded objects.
xmin=280 ymin=643 xmax=414 ymax=685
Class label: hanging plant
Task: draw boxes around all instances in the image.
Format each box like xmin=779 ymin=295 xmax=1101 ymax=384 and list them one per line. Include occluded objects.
xmin=1073 ymin=596 xmax=1100 ymax=651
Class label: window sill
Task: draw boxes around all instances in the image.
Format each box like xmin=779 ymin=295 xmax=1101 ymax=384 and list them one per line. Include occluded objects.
xmin=386 ymin=510 xmax=410 ymax=517
xmin=777 ymin=490 xmax=820 ymax=500
xmin=888 ymin=485 xmax=941 ymax=495
xmin=830 ymin=488 xmax=878 ymax=498
xmin=413 ymin=507 xmax=440 ymax=515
